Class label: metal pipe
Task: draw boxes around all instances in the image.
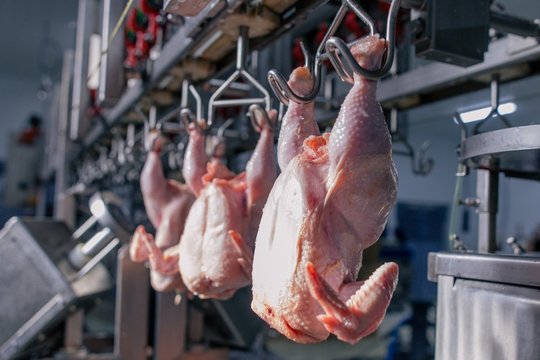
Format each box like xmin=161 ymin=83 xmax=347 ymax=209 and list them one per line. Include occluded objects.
xmin=490 ymin=75 xmax=499 ymax=110
xmin=237 ymin=26 xmax=248 ymax=70
xmin=212 ymin=98 xmax=267 ymax=107
xmin=72 ymin=216 xmax=98 ymax=242
xmin=80 ymin=227 xmax=115 ymax=257
xmin=476 ymin=168 xmax=499 ymax=253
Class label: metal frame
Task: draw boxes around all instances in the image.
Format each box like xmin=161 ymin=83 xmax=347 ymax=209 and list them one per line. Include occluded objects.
xmin=207 ymin=26 xmax=271 ymax=126
xmin=376 ymin=36 xmax=540 ymax=107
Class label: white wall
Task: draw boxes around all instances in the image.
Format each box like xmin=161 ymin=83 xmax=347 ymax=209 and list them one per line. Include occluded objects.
xmin=0 ymin=76 xmax=43 ymax=161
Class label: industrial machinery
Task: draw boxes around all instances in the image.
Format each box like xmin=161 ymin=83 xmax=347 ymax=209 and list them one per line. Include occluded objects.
xmin=2 ymin=0 xmax=540 ymax=359
xmin=0 ymin=192 xmax=133 ymax=359
xmin=427 ymin=118 xmax=540 ymax=359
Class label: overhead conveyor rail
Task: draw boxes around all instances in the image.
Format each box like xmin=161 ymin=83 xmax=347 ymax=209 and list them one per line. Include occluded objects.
xmin=73 ymin=0 xmax=329 ymax=161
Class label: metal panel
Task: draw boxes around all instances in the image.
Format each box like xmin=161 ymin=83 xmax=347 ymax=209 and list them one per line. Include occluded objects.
xmin=114 ymin=247 xmax=149 ymax=360
xmin=0 ymin=218 xmax=76 ymax=359
xmin=153 ymin=293 xmax=187 ymax=360
xmin=70 ymin=0 xmax=100 ymax=141
xmin=98 ymin=0 xmax=127 ymax=106
xmin=434 ymin=275 xmax=540 ymax=360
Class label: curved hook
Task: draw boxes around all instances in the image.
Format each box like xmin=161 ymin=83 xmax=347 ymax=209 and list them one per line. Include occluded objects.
xmin=216 ymin=118 xmax=235 ymax=142
xmin=325 ymin=0 xmax=402 ymax=82
xmin=180 ymin=77 xmax=203 ymax=125
xmin=247 ymin=104 xmax=275 ymax=133
xmin=267 ymin=5 xmax=349 ymax=105
xmin=413 ymin=140 xmax=434 ymax=176
xmin=180 ymin=108 xmax=206 ymax=133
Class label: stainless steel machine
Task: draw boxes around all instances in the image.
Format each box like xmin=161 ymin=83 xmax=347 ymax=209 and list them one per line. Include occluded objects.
xmin=0 ymin=192 xmax=134 ymax=359
xmin=428 ymin=124 xmax=540 ymax=360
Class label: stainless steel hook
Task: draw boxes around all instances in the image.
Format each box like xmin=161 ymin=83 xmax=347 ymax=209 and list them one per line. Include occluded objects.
xmin=267 ymin=5 xmax=350 ymax=105
xmin=325 ymin=0 xmax=402 ymax=83
xmin=180 ymin=77 xmax=203 ymax=126
xmin=247 ymin=104 xmax=275 ymax=133
xmin=207 ymin=26 xmax=271 ymax=127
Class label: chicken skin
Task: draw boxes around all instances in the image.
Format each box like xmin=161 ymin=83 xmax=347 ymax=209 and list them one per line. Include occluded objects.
xmin=251 ymin=35 xmax=398 ymax=344
xmin=179 ymin=112 xmax=277 ymax=300
xmin=130 ymin=134 xmax=195 ymax=292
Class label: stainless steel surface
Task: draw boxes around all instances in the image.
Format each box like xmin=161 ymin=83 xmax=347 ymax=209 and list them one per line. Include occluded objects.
xmin=435 ymin=275 xmax=540 ymax=360
xmin=70 ymin=0 xmax=99 ymax=141
xmin=0 ymin=218 xmax=76 ymax=359
xmin=460 ymin=125 xmax=540 ymax=181
xmin=377 ymin=36 xmax=540 ymax=107
xmin=114 ymin=247 xmax=149 ymax=360
xmin=427 ymin=252 xmax=540 ymax=287
xmin=98 ymin=0 xmax=125 ymax=107
xmin=429 ymin=252 xmax=540 ymax=360
xmin=54 ymin=51 xmax=75 ymax=223
xmin=476 ymin=169 xmax=498 ymax=253
xmin=153 ymin=293 xmax=187 ymax=360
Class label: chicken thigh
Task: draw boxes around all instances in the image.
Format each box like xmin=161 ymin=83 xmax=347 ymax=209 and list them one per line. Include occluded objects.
xmin=251 ymin=35 xmax=398 ymax=344
xmin=179 ymin=112 xmax=277 ymax=300
xmin=130 ymin=134 xmax=195 ymax=292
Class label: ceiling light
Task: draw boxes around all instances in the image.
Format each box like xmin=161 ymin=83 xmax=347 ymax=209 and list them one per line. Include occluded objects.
xmin=458 ymin=102 xmax=517 ymax=123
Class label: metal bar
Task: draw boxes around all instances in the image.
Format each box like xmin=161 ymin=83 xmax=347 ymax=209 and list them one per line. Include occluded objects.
xmin=80 ymin=227 xmax=115 ymax=257
xmin=237 ymin=26 xmax=248 ymax=70
xmin=212 ymin=98 xmax=267 ymax=107
xmin=55 ymin=51 xmax=76 ymax=226
xmin=377 ymin=37 xmax=540 ymax=106
xmin=490 ymin=11 xmax=540 ymax=38
xmin=72 ymin=216 xmax=98 ymax=242
xmin=428 ymin=252 xmax=540 ymax=287
xmin=70 ymin=0 xmax=99 ymax=141
xmin=153 ymin=293 xmax=187 ymax=360
xmin=114 ymin=247 xmax=149 ymax=360
xmin=70 ymin=238 xmax=120 ymax=281
xmin=476 ymin=169 xmax=499 ymax=253
xmin=64 ymin=310 xmax=84 ymax=351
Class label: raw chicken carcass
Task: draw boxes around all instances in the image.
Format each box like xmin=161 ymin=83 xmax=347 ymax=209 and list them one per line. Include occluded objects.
xmin=251 ymin=35 xmax=399 ymax=344
xmin=179 ymin=112 xmax=277 ymax=300
xmin=130 ymin=134 xmax=195 ymax=292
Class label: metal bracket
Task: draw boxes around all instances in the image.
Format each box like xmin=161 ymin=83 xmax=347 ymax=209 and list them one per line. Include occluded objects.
xmin=207 ymin=26 xmax=271 ymax=127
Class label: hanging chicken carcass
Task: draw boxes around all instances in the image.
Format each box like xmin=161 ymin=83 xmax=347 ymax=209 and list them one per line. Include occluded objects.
xmin=178 ymin=112 xmax=277 ymax=300
xmin=251 ymin=35 xmax=399 ymax=344
xmin=130 ymin=134 xmax=195 ymax=292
